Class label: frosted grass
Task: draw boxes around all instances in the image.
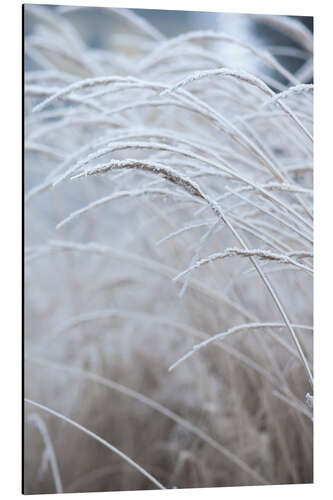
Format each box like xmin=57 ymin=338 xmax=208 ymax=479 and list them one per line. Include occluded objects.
xmin=25 ymin=6 xmax=313 ymax=492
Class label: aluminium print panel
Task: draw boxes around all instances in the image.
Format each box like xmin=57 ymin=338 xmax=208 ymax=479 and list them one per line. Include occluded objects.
xmin=24 ymin=4 xmax=313 ymax=494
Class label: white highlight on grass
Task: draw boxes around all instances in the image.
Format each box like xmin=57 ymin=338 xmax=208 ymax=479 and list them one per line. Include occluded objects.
xmin=168 ymin=322 xmax=313 ymax=373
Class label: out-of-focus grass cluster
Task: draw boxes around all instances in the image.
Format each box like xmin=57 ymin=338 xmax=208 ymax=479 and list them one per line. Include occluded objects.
xmin=24 ymin=5 xmax=313 ymax=494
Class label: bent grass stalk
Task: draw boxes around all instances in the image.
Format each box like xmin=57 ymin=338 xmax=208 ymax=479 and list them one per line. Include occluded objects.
xmin=27 ymin=357 xmax=269 ymax=485
xmin=168 ymin=322 xmax=312 ymax=373
xmin=26 ymin=414 xmax=63 ymax=493
xmin=66 ymin=158 xmax=313 ymax=386
xmin=25 ymin=399 xmax=166 ymax=490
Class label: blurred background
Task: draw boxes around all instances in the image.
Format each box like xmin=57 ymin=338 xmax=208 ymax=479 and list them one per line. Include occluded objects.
xmin=25 ymin=6 xmax=313 ymax=82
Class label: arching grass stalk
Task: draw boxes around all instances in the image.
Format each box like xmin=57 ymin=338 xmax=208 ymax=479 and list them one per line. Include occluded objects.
xmin=25 ymin=399 xmax=166 ymax=490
